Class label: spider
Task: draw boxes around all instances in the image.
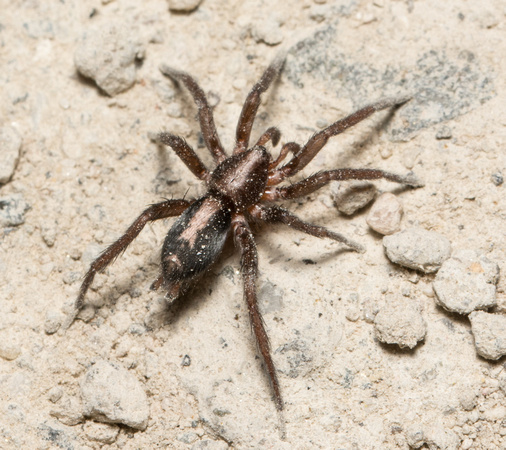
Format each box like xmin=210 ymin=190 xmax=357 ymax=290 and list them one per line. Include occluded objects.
xmin=71 ymin=55 xmax=422 ymax=411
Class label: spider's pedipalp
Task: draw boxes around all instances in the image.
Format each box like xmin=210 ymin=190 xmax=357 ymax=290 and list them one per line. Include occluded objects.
xmin=234 ymin=55 xmax=286 ymax=154
xmin=268 ymin=142 xmax=301 ymax=173
xmin=255 ymin=126 xmax=281 ymax=147
xmin=159 ymin=64 xmax=226 ymax=163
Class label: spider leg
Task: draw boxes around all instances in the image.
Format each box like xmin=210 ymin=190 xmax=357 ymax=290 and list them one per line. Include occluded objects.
xmin=234 ymin=56 xmax=285 ymax=155
xmin=158 ymin=132 xmax=210 ymax=181
xmin=159 ymin=65 xmax=227 ymax=163
xmin=233 ymin=214 xmax=283 ymax=411
xmin=268 ymin=96 xmax=411 ymax=185
xmin=67 ymin=199 xmax=191 ymax=329
xmin=251 ymin=204 xmax=365 ymax=253
xmin=263 ymin=168 xmax=423 ymax=202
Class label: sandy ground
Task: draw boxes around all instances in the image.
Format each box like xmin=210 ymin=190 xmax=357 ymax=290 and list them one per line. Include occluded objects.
xmin=1 ymin=0 xmax=506 ymax=448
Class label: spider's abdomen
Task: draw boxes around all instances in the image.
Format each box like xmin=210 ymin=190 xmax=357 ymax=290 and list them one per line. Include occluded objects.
xmin=208 ymin=146 xmax=270 ymax=211
xmin=161 ymin=195 xmax=231 ymax=288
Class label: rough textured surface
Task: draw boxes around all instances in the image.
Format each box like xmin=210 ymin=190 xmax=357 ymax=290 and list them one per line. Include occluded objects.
xmin=383 ymin=227 xmax=452 ymax=273
xmin=366 ymin=192 xmax=403 ymax=235
xmin=374 ymin=296 xmax=427 ymax=349
xmin=469 ymin=312 xmax=506 ymax=360
xmin=74 ymin=21 xmax=145 ymax=96
xmin=1 ymin=1 xmax=506 ymax=448
xmin=433 ymin=249 xmax=499 ymax=314
xmin=81 ymin=360 xmax=150 ymax=430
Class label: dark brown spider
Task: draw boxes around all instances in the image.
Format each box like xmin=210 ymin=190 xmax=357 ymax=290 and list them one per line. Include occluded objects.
xmin=71 ymin=55 xmax=422 ymax=411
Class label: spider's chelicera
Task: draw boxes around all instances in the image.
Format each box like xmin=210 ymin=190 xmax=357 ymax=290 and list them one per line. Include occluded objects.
xmin=72 ymin=56 xmax=422 ymax=411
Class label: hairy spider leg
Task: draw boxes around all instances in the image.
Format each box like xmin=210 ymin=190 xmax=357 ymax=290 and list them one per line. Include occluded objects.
xmin=268 ymin=96 xmax=412 ymax=185
xmin=234 ymin=56 xmax=286 ymax=155
xmin=233 ymin=214 xmax=283 ymax=411
xmin=72 ymin=199 xmax=191 ymax=322
xmin=159 ymin=65 xmax=227 ymax=163
xmin=251 ymin=204 xmax=365 ymax=253
xmin=263 ymin=168 xmax=423 ymax=203
xmin=157 ymin=133 xmax=210 ymax=181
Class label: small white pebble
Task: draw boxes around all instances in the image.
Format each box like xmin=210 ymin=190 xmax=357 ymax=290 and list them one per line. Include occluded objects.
xmin=166 ymin=102 xmax=182 ymax=118
xmin=469 ymin=311 xmax=506 ymax=360
xmin=380 ymin=145 xmax=393 ymax=159
xmin=402 ymin=146 xmax=421 ymax=169
xmin=366 ymin=192 xmax=403 ymax=235
xmin=167 ymin=0 xmax=203 ymax=12
xmin=252 ymin=18 xmax=284 ymax=46
xmin=374 ymin=297 xmax=426 ymax=349
xmin=345 ymin=293 xmax=361 ymax=322
xmin=232 ymin=78 xmax=247 ymax=90
xmin=48 ymin=386 xmax=64 ymax=403
xmin=461 ymin=438 xmax=473 ymax=450
xmin=459 ymin=389 xmax=477 ymax=411
xmin=0 ymin=332 xmax=21 ymax=361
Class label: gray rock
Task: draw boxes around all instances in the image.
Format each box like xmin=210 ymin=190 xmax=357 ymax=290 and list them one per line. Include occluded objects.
xmin=285 ymin=28 xmax=494 ymax=141
xmin=435 ymin=125 xmax=452 ymax=140
xmin=374 ymin=297 xmax=426 ymax=349
xmin=469 ymin=311 xmax=506 ymax=360
xmin=366 ymin=192 xmax=403 ymax=235
xmin=333 ymin=181 xmax=376 ymax=215
xmin=74 ymin=22 xmax=144 ymax=96
xmin=383 ymin=227 xmax=451 ymax=273
xmin=491 ymin=172 xmax=503 ymax=186
xmin=0 ymin=193 xmax=30 ymax=227
xmin=80 ymin=360 xmax=149 ymax=430
xmin=0 ymin=126 xmax=22 ymax=184
xmin=433 ymin=249 xmax=499 ymax=314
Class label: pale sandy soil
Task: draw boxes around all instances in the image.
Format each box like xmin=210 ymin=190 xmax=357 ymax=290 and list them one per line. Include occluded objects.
xmin=1 ymin=1 xmax=505 ymax=449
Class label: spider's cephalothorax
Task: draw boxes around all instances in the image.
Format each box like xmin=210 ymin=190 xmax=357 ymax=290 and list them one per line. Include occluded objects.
xmin=71 ymin=55 xmax=422 ymax=411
